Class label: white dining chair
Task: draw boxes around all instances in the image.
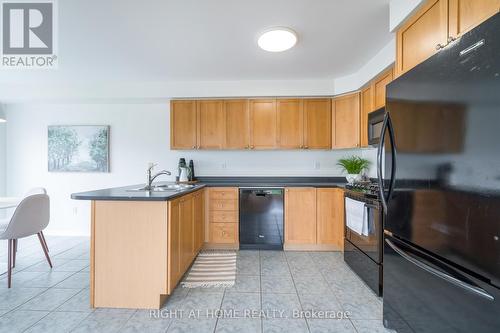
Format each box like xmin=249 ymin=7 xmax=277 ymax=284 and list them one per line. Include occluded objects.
xmin=0 ymin=188 xmax=52 ymax=288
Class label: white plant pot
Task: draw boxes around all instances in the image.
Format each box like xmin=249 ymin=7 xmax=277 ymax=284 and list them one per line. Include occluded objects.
xmin=346 ymin=174 xmax=361 ymax=184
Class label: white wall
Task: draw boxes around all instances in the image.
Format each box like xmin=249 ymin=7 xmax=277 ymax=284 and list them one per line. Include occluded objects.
xmin=333 ymin=39 xmax=396 ymax=95
xmin=4 ymin=103 xmax=377 ymax=236
xmin=389 ymin=0 xmax=425 ymax=31
xmin=0 ymin=79 xmax=336 ymax=103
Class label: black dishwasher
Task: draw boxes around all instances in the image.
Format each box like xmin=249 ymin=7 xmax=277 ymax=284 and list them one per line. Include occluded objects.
xmin=239 ymin=188 xmax=284 ymax=250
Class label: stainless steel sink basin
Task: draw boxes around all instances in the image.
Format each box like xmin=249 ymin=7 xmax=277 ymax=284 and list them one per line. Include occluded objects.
xmin=127 ymin=183 xmax=195 ymax=192
xmin=155 ymin=184 xmax=194 ymax=190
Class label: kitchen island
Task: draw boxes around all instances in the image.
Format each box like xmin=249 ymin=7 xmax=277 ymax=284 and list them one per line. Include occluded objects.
xmin=72 ymin=184 xmax=206 ymax=309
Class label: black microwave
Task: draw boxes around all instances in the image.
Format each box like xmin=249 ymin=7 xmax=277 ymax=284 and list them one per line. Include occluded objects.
xmin=368 ymin=107 xmax=385 ymax=146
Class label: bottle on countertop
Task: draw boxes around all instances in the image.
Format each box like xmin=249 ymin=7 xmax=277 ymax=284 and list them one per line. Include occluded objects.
xmin=177 ymin=158 xmax=186 ymax=182
xmin=188 ymin=160 xmax=195 ymax=181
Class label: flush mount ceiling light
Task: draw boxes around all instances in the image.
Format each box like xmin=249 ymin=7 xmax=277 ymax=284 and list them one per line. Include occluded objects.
xmin=258 ymin=27 xmax=297 ymax=52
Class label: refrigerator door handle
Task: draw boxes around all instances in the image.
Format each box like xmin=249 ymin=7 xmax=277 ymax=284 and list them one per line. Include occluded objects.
xmin=386 ymin=113 xmax=397 ymax=204
xmin=377 ymin=113 xmax=389 ymax=213
xmin=386 ymin=238 xmax=494 ymax=301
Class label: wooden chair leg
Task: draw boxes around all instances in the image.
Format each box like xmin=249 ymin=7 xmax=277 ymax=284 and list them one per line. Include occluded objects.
xmin=7 ymin=240 xmax=12 ymax=288
xmin=40 ymin=231 xmax=49 ymax=252
xmin=12 ymin=239 xmax=17 ymax=268
xmin=37 ymin=233 xmax=52 ymax=268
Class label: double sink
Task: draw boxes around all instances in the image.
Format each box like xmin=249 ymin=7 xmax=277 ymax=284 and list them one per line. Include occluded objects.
xmin=128 ymin=183 xmax=195 ymax=192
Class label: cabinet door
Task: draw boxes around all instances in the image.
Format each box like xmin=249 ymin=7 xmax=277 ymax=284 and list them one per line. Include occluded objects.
xmin=249 ymin=99 xmax=277 ymax=149
xmin=179 ymin=195 xmax=194 ymax=272
xmin=197 ymin=100 xmax=225 ymax=149
xmin=304 ymin=99 xmax=332 ymax=149
xmin=284 ymin=188 xmax=317 ymax=244
xmin=449 ymin=0 xmax=500 ymax=38
xmin=373 ymin=67 xmax=393 ymax=110
xmin=277 ymin=99 xmax=303 ymax=149
xmin=317 ymin=188 xmax=344 ymax=249
xmin=224 ymin=100 xmax=250 ymax=149
xmin=360 ymin=86 xmax=373 ymax=147
xmin=170 ymin=100 xmax=197 ymax=149
xmin=396 ymin=0 xmax=449 ymax=76
xmin=332 ymin=93 xmax=360 ymax=149
xmin=193 ymin=190 xmax=205 ymax=253
xmin=168 ymin=199 xmax=181 ymax=292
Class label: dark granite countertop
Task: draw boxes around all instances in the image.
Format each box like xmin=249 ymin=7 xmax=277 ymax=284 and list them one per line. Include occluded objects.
xmin=71 ymin=177 xmax=347 ymax=201
xmin=196 ymin=176 xmax=347 ymax=188
xmin=71 ymin=183 xmax=207 ymax=201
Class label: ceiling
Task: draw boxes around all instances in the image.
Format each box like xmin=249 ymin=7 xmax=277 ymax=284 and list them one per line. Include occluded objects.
xmin=2 ymin=0 xmax=392 ymax=84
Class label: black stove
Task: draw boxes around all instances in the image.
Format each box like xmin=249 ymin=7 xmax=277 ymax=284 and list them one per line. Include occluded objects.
xmin=344 ymin=182 xmax=380 ymax=198
xmin=343 ymin=181 xmax=384 ymax=296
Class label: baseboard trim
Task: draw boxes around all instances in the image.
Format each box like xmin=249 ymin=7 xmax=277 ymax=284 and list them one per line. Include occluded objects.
xmin=203 ymin=243 xmax=239 ymax=250
xmin=284 ymin=243 xmax=343 ymax=251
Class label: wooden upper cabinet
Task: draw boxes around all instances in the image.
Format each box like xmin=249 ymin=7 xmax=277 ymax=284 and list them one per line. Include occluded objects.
xmin=224 ymin=100 xmax=249 ymax=149
xmin=316 ymin=188 xmax=344 ymax=249
xmin=360 ymin=86 xmax=373 ymax=147
xmin=332 ymin=93 xmax=361 ymax=149
xmin=277 ymin=99 xmax=303 ymax=149
xmin=304 ymin=99 xmax=332 ymax=149
xmin=449 ymin=0 xmax=500 ymax=38
xmin=285 ymin=188 xmax=317 ymax=244
xmin=373 ymin=67 xmax=394 ymax=110
xmin=170 ymin=100 xmax=197 ymax=149
xmin=197 ymin=100 xmax=225 ymax=149
xmin=396 ymin=0 xmax=449 ymax=77
xmin=249 ymin=99 xmax=277 ymax=149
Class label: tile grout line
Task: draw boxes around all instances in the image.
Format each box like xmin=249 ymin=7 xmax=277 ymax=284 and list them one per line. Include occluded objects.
xmin=284 ymin=251 xmax=312 ymax=333
xmin=0 ymin=242 xmax=91 ymax=330
xmin=314 ymin=252 xmax=360 ymax=333
xmin=259 ymin=250 xmax=263 ymax=333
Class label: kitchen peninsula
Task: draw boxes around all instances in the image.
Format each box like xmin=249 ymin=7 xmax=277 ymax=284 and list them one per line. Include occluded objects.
xmin=72 ymin=183 xmax=206 ymax=309
xmin=72 ymin=177 xmax=346 ymax=309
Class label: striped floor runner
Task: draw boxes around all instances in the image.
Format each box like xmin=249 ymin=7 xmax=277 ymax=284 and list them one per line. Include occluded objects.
xmin=181 ymin=251 xmax=237 ymax=288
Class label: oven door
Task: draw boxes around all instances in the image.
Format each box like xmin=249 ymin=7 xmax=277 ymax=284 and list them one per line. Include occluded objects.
xmin=368 ymin=108 xmax=385 ymax=146
xmin=345 ymin=196 xmax=382 ymax=263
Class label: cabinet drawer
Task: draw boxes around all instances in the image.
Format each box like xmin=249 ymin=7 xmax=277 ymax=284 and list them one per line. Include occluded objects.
xmin=210 ymin=211 xmax=238 ymax=223
xmin=210 ymin=223 xmax=238 ymax=244
xmin=209 ymin=188 xmax=238 ymax=200
xmin=210 ymin=199 xmax=238 ymax=211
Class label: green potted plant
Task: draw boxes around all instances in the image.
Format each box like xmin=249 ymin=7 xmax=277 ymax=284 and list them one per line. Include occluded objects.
xmin=337 ymin=156 xmax=371 ymax=184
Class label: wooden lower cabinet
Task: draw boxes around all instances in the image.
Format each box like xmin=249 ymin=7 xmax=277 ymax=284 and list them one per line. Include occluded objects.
xmin=207 ymin=187 xmax=239 ymax=248
xmin=284 ymin=188 xmax=317 ymax=244
xmin=167 ymin=199 xmax=182 ymax=292
xmin=193 ymin=190 xmax=205 ymax=254
xmin=316 ymin=188 xmax=345 ymax=249
xmin=167 ymin=189 xmax=204 ymax=294
xmin=284 ymin=187 xmax=345 ymax=250
xmin=210 ymin=223 xmax=238 ymax=244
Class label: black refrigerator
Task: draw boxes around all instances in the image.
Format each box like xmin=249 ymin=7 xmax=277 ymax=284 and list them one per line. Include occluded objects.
xmin=380 ymin=13 xmax=500 ymax=333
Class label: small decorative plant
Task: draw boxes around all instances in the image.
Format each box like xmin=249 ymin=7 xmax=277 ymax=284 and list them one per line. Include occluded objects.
xmin=337 ymin=156 xmax=371 ymax=183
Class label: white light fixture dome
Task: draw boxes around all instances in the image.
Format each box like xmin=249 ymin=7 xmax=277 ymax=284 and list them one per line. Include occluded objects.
xmin=0 ymin=107 xmax=5 ymax=123
xmin=258 ymin=27 xmax=297 ymax=52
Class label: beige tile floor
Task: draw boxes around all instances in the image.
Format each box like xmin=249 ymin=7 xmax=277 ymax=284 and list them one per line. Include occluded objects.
xmin=0 ymin=237 xmax=401 ymax=333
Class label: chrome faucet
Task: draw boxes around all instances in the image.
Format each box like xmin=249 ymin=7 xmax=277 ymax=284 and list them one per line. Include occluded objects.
xmin=145 ymin=163 xmax=171 ymax=191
